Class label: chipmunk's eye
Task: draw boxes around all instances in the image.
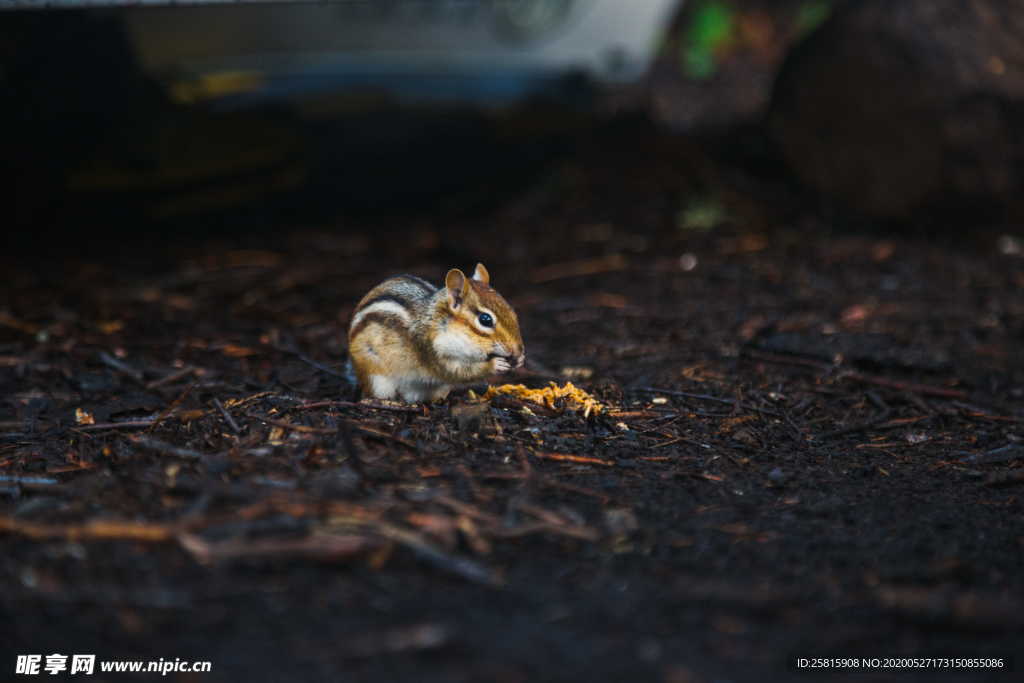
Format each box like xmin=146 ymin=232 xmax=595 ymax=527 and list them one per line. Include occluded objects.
xmin=477 ymin=312 xmax=494 ymax=328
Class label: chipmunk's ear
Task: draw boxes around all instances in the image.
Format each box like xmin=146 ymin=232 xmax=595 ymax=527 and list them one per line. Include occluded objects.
xmin=445 ymin=268 xmax=469 ymax=310
xmin=472 ymin=263 xmax=490 ymax=285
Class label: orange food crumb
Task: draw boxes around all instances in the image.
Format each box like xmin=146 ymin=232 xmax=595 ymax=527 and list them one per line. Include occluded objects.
xmin=482 ymin=381 xmax=605 ymax=417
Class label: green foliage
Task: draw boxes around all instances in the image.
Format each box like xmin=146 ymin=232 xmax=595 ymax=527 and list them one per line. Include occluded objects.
xmin=677 ymin=0 xmax=833 ymax=79
xmin=682 ymin=1 xmax=735 ymax=79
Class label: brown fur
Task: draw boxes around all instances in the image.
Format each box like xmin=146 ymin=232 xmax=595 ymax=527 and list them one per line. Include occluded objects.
xmin=347 ymin=264 xmax=524 ymax=402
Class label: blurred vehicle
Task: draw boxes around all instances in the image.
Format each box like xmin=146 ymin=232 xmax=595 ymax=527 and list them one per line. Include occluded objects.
xmin=2 ymin=1 xmax=682 ymax=231
xmin=8 ymin=1 xmax=681 ymax=106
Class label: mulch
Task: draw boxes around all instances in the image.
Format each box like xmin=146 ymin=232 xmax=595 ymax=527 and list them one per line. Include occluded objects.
xmin=2 ymin=119 xmax=1022 ymax=682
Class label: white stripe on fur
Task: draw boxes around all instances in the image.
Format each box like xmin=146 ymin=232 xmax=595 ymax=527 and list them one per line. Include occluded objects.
xmin=350 ymin=301 xmax=411 ymax=330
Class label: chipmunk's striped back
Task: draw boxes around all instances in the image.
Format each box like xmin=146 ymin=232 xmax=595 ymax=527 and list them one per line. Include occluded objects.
xmin=347 ymin=274 xmax=448 ymax=401
xmin=348 ymin=274 xmax=436 ymax=340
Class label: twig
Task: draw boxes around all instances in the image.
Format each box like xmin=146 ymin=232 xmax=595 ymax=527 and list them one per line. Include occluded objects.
xmin=0 ymin=516 xmax=177 ymax=541
xmin=952 ymin=402 xmax=1023 ymax=422
xmin=147 ymin=381 xmax=198 ymax=433
xmin=99 ymin=351 xmax=144 ymax=383
xmin=515 ymin=501 xmax=596 ymax=534
xmin=76 ymin=419 xmax=156 ymax=432
xmin=607 ymin=410 xmax=663 ymax=419
xmin=213 ymin=397 xmax=241 ymax=434
xmin=960 ymin=444 xmax=1024 ymax=466
xmin=147 ymin=366 xmax=198 ymax=390
xmin=358 ymin=521 xmax=500 ymax=586
xmin=272 ymin=343 xmax=349 ymax=379
xmin=178 ymin=531 xmax=376 ymax=564
xmin=433 ymin=495 xmax=503 ymax=526
xmin=260 ymin=417 xmax=336 ymax=434
xmin=533 ymin=451 xmax=613 ymax=466
xmin=130 ymin=434 xmax=207 ymax=460
xmin=491 ymin=521 xmax=600 ymax=541
xmin=349 ymin=423 xmax=417 ymax=450
xmin=387 ymin=534 xmax=497 ymax=585
xmin=295 ymin=400 xmax=422 ymax=413
xmin=219 ymin=391 xmax=275 ymax=412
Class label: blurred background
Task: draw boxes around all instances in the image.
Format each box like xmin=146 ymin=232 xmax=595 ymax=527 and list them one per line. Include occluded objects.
xmin=7 ymin=0 xmax=1023 ymax=249
xmin=12 ymin=0 xmax=1021 ymax=252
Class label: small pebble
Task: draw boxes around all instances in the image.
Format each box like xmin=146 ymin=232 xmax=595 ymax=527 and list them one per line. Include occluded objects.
xmin=679 ymin=253 xmax=698 ymax=271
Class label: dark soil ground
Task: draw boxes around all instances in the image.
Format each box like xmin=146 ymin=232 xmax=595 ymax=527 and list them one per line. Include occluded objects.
xmin=3 ymin=117 xmax=1023 ymax=682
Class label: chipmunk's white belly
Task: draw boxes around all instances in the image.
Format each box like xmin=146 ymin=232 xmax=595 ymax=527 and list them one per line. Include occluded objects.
xmin=369 ymin=373 xmax=450 ymax=402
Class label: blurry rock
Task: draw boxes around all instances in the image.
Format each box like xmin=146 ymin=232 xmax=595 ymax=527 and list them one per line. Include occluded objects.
xmin=769 ymin=0 xmax=1024 ymax=221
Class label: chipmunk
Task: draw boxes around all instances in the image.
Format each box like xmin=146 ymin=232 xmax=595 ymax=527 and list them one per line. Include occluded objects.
xmin=347 ymin=263 xmax=525 ymax=402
